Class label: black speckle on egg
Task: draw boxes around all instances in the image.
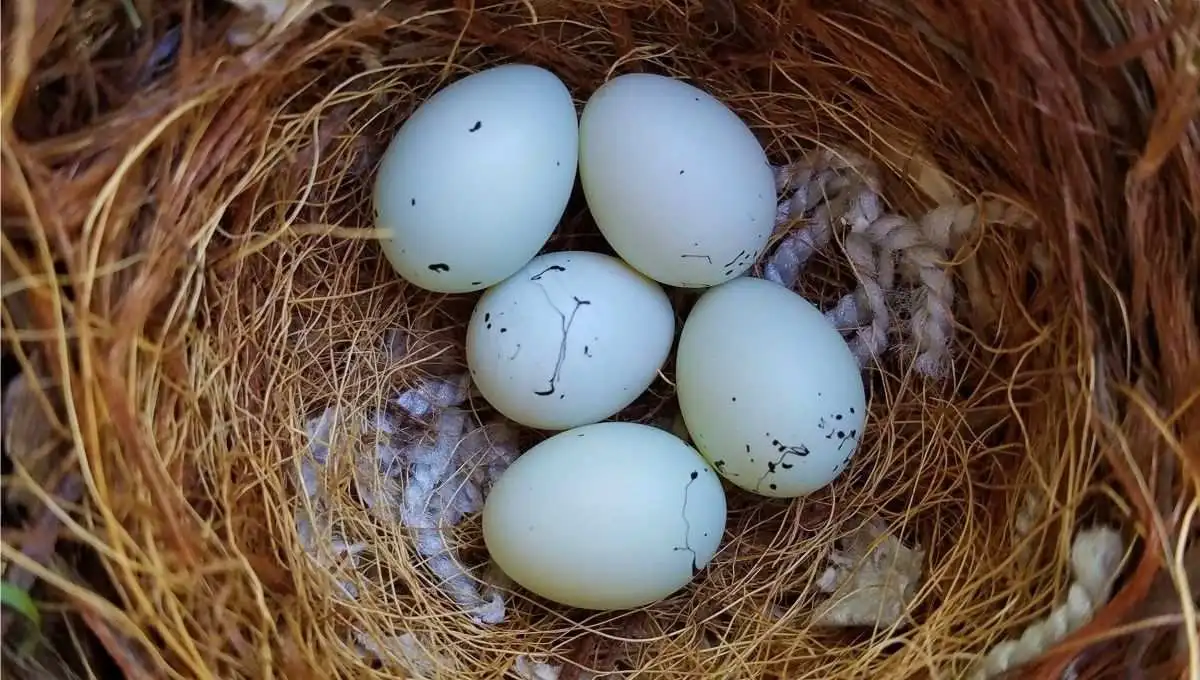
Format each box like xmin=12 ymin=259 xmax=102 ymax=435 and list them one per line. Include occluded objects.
xmin=769 ymin=483 xmax=777 ymax=490
xmin=471 ymin=281 xmax=482 ymax=286
xmin=428 ymin=263 xmax=450 ymax=272
xmin=410 ymin=198 xmax=416 ymax=206
xmin=469 ymin=120 xmax=482 ymax=132
xmin=679 ymin=169 xmax=685 ymax=175
xmin=849 ymin=407 xmax=856 ymax=414
xmin=835 ymin=414 xmax=843 ymax=420
xmin=689 ymin=471 xmax=698 ymax=480
xmin=500 ymin=328 xmax=508 ymax=333
xmin=730 ymin=396 xmax=737 ymax=402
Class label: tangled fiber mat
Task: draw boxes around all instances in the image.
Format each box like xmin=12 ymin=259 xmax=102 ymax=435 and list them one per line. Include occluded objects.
xmin=2 ymin=0 xmax=1198 ymax=678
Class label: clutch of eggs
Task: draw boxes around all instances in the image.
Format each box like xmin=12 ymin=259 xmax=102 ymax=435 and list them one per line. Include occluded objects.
xmin=675 ymin=277 xmax=867 ymax=497
xmin=483 ymin=422 xmax=727 ymax=611
xmin=466 ymin=251 xmax=674 ymax=431
xmin=579 ymin=73 xmax=776 ymax=288
xmin=372 ymin=64 xmax=579 ymax=293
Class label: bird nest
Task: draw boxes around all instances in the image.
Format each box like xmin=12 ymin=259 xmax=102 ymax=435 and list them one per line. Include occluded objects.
xmin=1 ymin=1 xmax=1197 ymax=679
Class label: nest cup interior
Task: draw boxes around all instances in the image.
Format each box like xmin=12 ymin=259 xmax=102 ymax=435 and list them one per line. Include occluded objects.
xmin=3 ymin=1 xmax=1196 ymax=679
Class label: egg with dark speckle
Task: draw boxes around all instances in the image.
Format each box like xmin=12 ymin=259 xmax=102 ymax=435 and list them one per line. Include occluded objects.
xmin=675 ymin=277 xmax=867 ymax=497
xmin=466 ymin=251 xmax=674 ymax=430
xmin=483 ymin=422 xmax=727 ymax=610
xmin=373 ymin=64 xmax=579 ymax=293
xmin=579 ymin=73 xmax=775 ymax=288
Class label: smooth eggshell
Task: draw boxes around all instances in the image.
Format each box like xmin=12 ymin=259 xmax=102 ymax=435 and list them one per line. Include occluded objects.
xmin=466 ymin=251 xmax=674 ymax=430
xmin=373 ymin=64 xmax=579 ymax=293
xmin=579 ymin=73 xmax=775 ymax=288
xmin=675 ymin=277 xmax=867 ymax=498
xmin=483 ymin=422 xmax=727 ymax=610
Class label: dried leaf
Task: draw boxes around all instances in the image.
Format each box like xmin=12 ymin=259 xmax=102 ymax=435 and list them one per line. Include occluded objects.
xmin=1 ymin=372 xmax=70 ymax=509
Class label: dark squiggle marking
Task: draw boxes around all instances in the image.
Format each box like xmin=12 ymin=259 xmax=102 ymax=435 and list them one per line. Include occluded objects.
xmin=680 ymin=254 xmax=713 ymax=263
xmin=508 ymin=344 xmax=522 ymax=361
xmin=531 ymin=284 xmax=591 ymax=396
xmin=823 ymin=417 xmax=859 ymax=454
xmin=755 ymin=436 xmax=810 ymax=492
xmin=428 ymin=263 xmax=450 ymax=272
xmin=713 ymin=459 xmax=739 ymax=478
xmin=469 ymin=120 xmax=482 ymax=132
xmin=722 ymin=250 xmax=747 ymax=268
xmin=673 ymin=470 xmax=701 ymax=575
xmin=838 ymin=428 xmax=859 ymax=452
xmin=530 ymin=265 xmax=566 ymax=280
xmin=584 ymin=345 xmax=592 ymax=357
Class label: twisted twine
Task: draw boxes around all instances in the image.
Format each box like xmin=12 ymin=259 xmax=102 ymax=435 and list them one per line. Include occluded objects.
xmin=768 ymin=148 xmax=1031 ymax=378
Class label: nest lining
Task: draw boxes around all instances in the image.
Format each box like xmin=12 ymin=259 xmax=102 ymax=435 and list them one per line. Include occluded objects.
xmin=1 ymin=1 xmax=1197 ymax=679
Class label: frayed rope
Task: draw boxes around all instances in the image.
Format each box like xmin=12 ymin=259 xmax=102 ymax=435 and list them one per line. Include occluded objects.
xmin=296 ymin=374 xmax=517 ymax=627
xmin=970 ymin=526 xmax=1125 ymax=679
xmin=765 ymin=147 xmax=1030 ymax=378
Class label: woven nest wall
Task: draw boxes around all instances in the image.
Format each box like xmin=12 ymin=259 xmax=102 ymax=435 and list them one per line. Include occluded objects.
xmin=1 ymin=1 xmax=1198 ymax=678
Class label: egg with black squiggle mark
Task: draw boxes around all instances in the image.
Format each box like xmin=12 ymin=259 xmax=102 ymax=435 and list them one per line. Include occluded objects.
xmin=466 ymin=251 xmax=674 ymax=430
xmin=483 ymin=422 xmax=727 ymax=610
xmin=675 ymin=276 xmax=867 ymax=498
xmin=579 ymin=73 xmax=775 ymax=288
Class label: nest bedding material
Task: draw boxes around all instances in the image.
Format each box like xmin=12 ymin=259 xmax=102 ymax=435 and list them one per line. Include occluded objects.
xmin=1 ymin=1 xmax=1198 ymax=679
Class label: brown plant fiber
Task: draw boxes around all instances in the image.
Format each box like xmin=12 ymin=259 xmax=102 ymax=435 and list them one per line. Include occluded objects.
xmin=1 ymin=0 xmax=1198 ymax=678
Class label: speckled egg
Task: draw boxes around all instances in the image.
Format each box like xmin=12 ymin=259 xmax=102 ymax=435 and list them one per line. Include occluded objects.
xmin=483 ymin=422 xmax=727 ymax=610
xmin=466 ymin=251 xmax=675 ymax=430
xmin=675 ymin=276 xmax=867 ymax=498
xmin=578 ymin=73 xmax=776 ymax=288
xmin=373 ymin=64 xmax=579 ymax=293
